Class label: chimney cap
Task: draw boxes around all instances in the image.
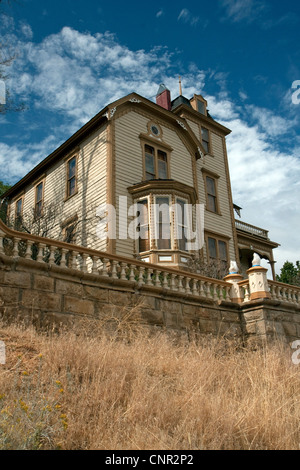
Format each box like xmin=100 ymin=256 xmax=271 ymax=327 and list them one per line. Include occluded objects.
xmin=156 ymin=83 xmax=169 ymax=96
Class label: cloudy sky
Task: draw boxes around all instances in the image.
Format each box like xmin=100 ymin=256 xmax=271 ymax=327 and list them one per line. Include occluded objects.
xmin=0 ymin=0 xmax=299 ymax=274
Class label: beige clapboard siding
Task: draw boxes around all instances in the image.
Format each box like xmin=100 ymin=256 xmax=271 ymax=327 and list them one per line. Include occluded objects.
xmin=197 ymin=131 xmax=236 ymax=261
xmin=185 ymin=118 xmax=201 ymax=141
xmin=114 ymin=110 xmax=196 ymax=257
xmin=114 ymin=111 xmax=145 ymax=257
xmin=8 ymin=124 xmax=108 ymax=252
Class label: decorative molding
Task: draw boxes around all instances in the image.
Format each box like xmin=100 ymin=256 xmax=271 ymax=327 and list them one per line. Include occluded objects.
xmin=129 ymin=98 xmax=142 ymax=104
xmin=176 ymin=119 xmax=187 ymax=131
xmin=110 ymin=107 xmax=117 ymax=118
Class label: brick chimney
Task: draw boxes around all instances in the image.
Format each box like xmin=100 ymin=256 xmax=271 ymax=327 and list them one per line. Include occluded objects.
xmin=156 ymin=84 xmax=171 ymax=111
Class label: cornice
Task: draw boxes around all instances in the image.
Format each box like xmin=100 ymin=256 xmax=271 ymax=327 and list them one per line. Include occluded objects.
xmin=127 ymin=179 xmax=198 ymax=204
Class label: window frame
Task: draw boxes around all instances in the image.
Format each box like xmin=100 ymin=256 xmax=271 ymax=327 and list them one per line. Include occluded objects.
xmin=202 ymin=170 xmax=221 ymax=215
xmin=136 ymin=197 xmax=151 ymax=254
xmin=153 ymin=195 xmax=172 ymax=251
xmin=15 ymin=195 xmax=24 ymax=219
xmin=34 ymin=179 xmax=45 ymax=219
xmin=174 ymin=196 xmax=190 ymax=253
xmin=205 ymin=232 xmax=230 ymax=269
xmin=201 ymin=126 xmax=211 ymax=155
xmin=140 ymin=135 xmax=172 ymax=181
xmin=65 ymin=154 xmax=78 ymax=201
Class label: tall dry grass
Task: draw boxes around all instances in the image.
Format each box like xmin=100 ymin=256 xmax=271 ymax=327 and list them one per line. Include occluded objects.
xmin=0 ymin=307 xmax=300 ymax=450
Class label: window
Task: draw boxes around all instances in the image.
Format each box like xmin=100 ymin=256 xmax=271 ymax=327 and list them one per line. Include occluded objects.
xmin=66 ymin=156 xmax=77 ymax=198
xmin=155 ymin=197 xmax=171 ymax=250
xmin=15 ymin=198 xmax=23 ymax=218
xmin=137 ymin=199 xmax=150 ymax=253
xmin=145 ymin=145 xmax=155 ymax=180
xmin=176 ymin=198 xmax=188 ymax=251
xmin=206 ymin=176 xmax=218 ymax=213
xmin=35 ymin=182 xmax=44 ymax=218
xmin=207 ymin=235 xmax=228 ymax=271
xmin=201 ymin=127 xmax=210 ymax=154
xmin=157 ymin=150 xmax=168 ymax=179
xmin=14 ymin=196 xmax=23 ymax=229
xmin=144 ymin=144 xmax=168 ymax=180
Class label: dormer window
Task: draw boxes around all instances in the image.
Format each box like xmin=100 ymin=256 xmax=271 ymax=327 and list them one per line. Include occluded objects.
xmin=190 ymin=94 xmax=207 ymax=116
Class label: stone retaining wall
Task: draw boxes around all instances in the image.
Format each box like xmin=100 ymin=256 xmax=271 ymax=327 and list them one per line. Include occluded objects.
xmin=1 ymin=253 xmax=300 ymax=345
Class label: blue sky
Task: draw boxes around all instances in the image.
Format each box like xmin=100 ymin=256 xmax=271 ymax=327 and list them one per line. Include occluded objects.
xmin=0 ymin=0 xmax=300 ymax=273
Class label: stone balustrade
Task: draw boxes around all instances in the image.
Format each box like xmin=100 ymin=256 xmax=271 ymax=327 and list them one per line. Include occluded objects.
xmin=0 ymin=221 xmax=231 ymax=304
xmin=268 ymin=280 xmax=300 ymax=306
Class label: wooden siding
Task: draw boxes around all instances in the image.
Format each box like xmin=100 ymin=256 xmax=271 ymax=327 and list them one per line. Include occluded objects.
xmin=114 ymin=109 xmax=195 ymax=257
xmin=197 ymin=131 xmax=236 ymax=262
xmin=8 ymin=124 xmax=108 ymax=252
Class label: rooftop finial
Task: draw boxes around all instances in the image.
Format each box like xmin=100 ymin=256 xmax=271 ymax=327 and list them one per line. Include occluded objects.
xmin=179 ymin=75 xmax=182 ymax=96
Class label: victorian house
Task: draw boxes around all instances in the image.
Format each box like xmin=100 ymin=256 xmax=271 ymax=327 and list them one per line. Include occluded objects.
xmin=2 ymin=85 xmax=279 ymax=279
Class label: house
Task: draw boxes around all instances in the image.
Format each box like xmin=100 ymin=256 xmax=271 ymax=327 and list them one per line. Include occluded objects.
xmin=1 ymin=85 xmax=279 ymax=279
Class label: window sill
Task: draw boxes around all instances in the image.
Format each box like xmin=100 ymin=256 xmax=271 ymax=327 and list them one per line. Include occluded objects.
xmin=205 ymin=207 xmax=222 ymax=217
xmin=64 ymin=191 xmax=78 ymax=203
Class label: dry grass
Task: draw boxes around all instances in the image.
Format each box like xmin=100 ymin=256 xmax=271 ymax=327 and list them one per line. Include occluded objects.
xmin=0 ymin=308 xmax=300 ymax=450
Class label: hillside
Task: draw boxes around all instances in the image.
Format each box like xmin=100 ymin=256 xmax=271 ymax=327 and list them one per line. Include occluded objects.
xmin=0 ymin=310 xmax=299 ymax=450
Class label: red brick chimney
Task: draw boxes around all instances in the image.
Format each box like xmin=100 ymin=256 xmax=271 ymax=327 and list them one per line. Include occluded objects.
xmin=156 ymin=84 xmax=171 ymax=111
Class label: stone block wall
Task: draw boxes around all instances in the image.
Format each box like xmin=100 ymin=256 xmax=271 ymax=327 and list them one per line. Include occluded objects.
xmin=1 ymin=253 xmax=300 ymax=345
xmin=0 ymin=254 xmax=242 ymax=338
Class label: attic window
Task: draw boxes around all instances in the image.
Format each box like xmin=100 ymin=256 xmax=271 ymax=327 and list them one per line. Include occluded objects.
xmin=150 ymin=124 xmax=160 ymax=136
xmin=197 ymin=100 xmax=205 ymax=114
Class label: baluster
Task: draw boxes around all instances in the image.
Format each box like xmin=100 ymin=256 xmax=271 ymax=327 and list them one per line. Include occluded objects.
xmin=91 ymin=256 xmax=99 ymax=275
xmin=185 ymin=277 xmax=191 ymax=295
xmin=275 ymin=285 xmax=280 ymax=301
xmin=70 ymin=251 xmax=78 ymax=270
xmin=25 ymin=240 xmax=34 ymax=260
xmin=191 ymin=278 xmax=198 ymax=296
xmin=101 ymin=258 xmax=109 ymax=277
xmin=199 ymin=280 xmax=205 ymax=297
xmin=154 ymin=270 xmax=161 ymax=288
xmin=37 ymin=243 xmax=45 ymax=263
xmin=111 ymin=260 xmax=118 ymax=279
xmin=145 ymin=268 xmax=153 ymax=286
xmin=137 ymin=266 xmax=145 ymax=286
xmin=129 ymin=264 xmax=136 ymax=282
xmin=177 ymin=276 xmax=184 ymax=293
xmin=81 ymin=253 xmax=88 ymax=273
xmin=0 ymin=230 xmax=5 ymax=254
xmin=225 ymin=286 xmax=231 ymax=302
xmin=120 ymin=262 xmax=127 ymax=280
xmin=206 ymin=282 xmax=213 ymax=299
xmin=170 ymin=273 xmax=177 ymax=291
xmin=213 ymin=284 xmax=218 ymax=301
xmin=60 ymin=248 xmax=68 ymax=268
xmin=48 ymin=246 xmax=55 ymax=266
xmin=12 ymin=237 xmax=20 ymax=257
xmin=162 ymin=271 xmax=169 ymax=289
xmin=291 ymin=289 xmax=297 ymax=305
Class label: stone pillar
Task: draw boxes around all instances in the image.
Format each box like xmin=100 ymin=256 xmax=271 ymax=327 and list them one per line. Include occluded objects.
xmin=223 ymin=273 xmax=244 ymax=303
xmin=224 ymin=261 xmax=244 ymax=303
xmin=247 ymin=265 xmax=271 ymax=301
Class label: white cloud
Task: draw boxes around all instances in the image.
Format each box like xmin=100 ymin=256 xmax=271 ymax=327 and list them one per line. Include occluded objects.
xmin=208 ymin=99 xmax=300 ymax=274
xmin=220 ymin=0 xmax=266 ymax=23
xmin=19 ymin=22 xmax=33 ymax=40
xmin=178 ymin=8 xmax=199 ymax=26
